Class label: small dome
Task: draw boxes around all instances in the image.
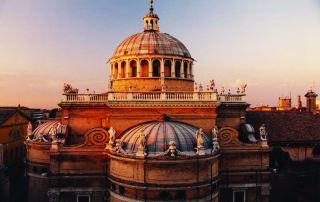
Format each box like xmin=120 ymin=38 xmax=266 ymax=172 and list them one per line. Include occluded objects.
xmin=120 ymin=121 xmax=211 ymax=154
xmin=112 ymin=32 xmax=192 ymax=59
xmin=30 ymin=121 xmax=66 ymax=142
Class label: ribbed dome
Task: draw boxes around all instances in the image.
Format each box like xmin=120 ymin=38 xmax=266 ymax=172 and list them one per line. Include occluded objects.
xmin=112 ymin=32 xmax=192 ymax=59
xmin=120 ymin=121 xmax=211 ymax=154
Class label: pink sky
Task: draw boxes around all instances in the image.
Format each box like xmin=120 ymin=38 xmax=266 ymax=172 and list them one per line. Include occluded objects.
xmin=1 ymin=0 xmax=320 ymax=108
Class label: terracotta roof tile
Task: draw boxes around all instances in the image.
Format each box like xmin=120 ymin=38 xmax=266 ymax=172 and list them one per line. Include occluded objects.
xmin=246 ymin=111 xmax=320 ymax=144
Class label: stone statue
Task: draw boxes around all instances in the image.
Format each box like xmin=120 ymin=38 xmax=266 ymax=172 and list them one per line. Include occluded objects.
xmin=240 ymin=83 xmax=247 ymax=94
xmin=136 ymin=130 xmax=147 ymax=157
xmin=108 ymin=127 xmax=116 ymax=144
xmin=48 ymin=125 xmax=57 ymax=142
xmin=27 ymin=122 xmax=32 ymax=136
xmin=260 ymin=124 xmax=267 ymax=141
xmin=114 ymin=139 xmax=124 ymax=153
xmin=26 ymin=122 xmax=33 ymax=141
xmin=194 ymin=82 xmax=198 ymax=92
xmin=212 ymin=126 xmax=219 ymax=141
xmin=221 ymin=86 xmax=225 ymax=94
xmin=168 ymin=140 xmax=177 ymax=157
xmin=206 ymin=85 xmax=210 ymax=92
xmin=139 ymin=131 xmax=147 ymax=149
xmin=210 ymin=80 xmax=215 ymax=92
xmin=63 ymin=83 xmax=78 ymax=94
xmin=199 ymin=84 xmax=203 ymax=92
xmin=211 ymin=126 xmax=220 ymax=154
xmin=196 ymin=128 xmax=205 ymax=149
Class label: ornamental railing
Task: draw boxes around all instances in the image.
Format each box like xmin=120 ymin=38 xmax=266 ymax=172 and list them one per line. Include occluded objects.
xmin=61 ymin=92 xmax=245 ymax=103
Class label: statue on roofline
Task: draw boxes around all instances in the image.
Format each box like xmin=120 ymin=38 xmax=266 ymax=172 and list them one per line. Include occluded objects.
xmin=63 ymin=83 xmax=78 ymax=94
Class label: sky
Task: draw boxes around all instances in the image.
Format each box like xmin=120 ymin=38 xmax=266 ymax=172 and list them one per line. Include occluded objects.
xmin=0 ymin=0 xmax=320 ymax=108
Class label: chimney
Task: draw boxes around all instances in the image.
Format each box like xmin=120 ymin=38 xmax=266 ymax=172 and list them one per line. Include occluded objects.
xmin=297 ymin=96 xmax=302 ymax=109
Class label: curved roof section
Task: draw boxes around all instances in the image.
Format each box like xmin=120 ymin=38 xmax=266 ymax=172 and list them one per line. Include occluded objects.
xmin=112 ymin=32 xmax=192 ymax=59
xmin=120 ymin=121 xmax=211 ymax=154
xmin=32 ymin=121 xmax=60 ymax=138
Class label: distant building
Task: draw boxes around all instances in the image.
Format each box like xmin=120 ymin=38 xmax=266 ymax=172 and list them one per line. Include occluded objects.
xmin=277 ymin=96 xmax=292 ymax=111
xmin=305 ymin=90 xmax=318 ymax=112
xmin=0 ymin=110 xmax=30 ymax=166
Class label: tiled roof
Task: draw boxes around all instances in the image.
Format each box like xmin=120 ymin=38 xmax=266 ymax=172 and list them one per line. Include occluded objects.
xmin=0 ymin=110 xmax=16 ymax=125
xmin=120 ymin=121 xmax=211 ymax=154
xmin=112 ymin=32 xmax=192 ymax=59
xmin=246 ymin=111 xmax=320 ymax=144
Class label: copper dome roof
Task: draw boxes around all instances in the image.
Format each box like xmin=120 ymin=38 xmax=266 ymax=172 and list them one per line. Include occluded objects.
xmin=120 ymin=121 xmax=211 ymax=154
xmin=112 ymin=32 xmax=192 ymax=59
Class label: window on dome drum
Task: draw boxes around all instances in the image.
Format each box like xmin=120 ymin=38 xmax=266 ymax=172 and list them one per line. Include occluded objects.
xmin=140 ymin=60 xmax=149 ymax=77
xmin=175 ymin=190 xmax=186 ymax=200
xmin=153 ymin=60 xmax=160 ymax=77
xmin=119 ymin=186 xmax=125 ymax=195
xmin=159 ymin=191 xmax=172 ymax=200
xmin=164 ymin=60 xmax=171 ymax=77
xmin=121 ymin=61 xmax=126 ymax=78
xmin=175 ymin=61 xmax=181 ymax=78
xmin=233 ymin=190 xmax=246 ymax=202
xmin=184 ymin=62 xmax=188 ymax=79
xmin=130 ymin=60 xmax=137 ymax=77
xmin=312 ymin=145 xmax=320 ymax=156
xmin=77 ymin=194 xmax=90 ymax=202
xmin=114 ymin=63 xmax=119 ymax=79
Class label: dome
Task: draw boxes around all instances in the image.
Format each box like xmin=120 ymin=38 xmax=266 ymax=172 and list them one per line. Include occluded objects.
xmin=112 ymin=32 xmax=192 ymax=59
xmin=29 ymin=121 xmax=67 ymax=142
xmin=119 ymin=121 xmax=211 ymax=154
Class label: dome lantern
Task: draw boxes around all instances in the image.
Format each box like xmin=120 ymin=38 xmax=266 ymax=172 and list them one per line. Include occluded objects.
xmin=143 ymin=0 xmax=159 ymax=32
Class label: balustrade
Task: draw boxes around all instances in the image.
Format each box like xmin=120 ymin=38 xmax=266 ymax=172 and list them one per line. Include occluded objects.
xmin=62 ymin=92 xmax=245 ymax=103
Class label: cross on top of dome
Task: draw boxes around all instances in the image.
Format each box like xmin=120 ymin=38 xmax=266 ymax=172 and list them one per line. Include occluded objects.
xmin=144 ymin=0 xmax=159 ymax=32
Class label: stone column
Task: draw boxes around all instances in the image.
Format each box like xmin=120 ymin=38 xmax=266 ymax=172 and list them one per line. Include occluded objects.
xmin=148 ymin=59 xmax=153 ymax=77
xmin=118 ymin=62 xmax=122 ymax=78
xmin=171 ymin=59 xmax=176 ymax=78
xmin=190 ymin=62 xmax=194 ymax=80
xmin=187 ymin=62 xmax=191 ymax=79
xmin=180 ymin=61 xmax=185 ymax=78
xmin=110 ymin=64 xmax=113 ymax=80
xmin=137 ymin=59 xmax=141 ymax=78
xmin=160 ymin=59 xmax=165 ymax=78
xmin=125 ymin=60 xmax=130 ymax=78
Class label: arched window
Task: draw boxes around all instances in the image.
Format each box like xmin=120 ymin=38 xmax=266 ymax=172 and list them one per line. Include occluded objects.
xmin=130 ymin=60 xmax=137 ymax=77
xmin=184 ymin=62 xmax=188 ymax=79
xmin=164 ymin=60 xmax=172 ymax=77
xmin=152 ymin=60 xmax=160 ymax=77
xmin=176 ymin=190 xmax=186 ymax=200
xmin=121 ymin=61 xmax=126 ymax=78
xmin=159 ymin=191 xmax=171 ymax=200
xmin=313 ymin=145 xmax=320 ymax=156
xmin=119 ymin=186 xmax=125 ymax=195
xmin=175 ymin=61 xmax=181 ymax=78
xmin=140 ymin=60 xmax=149 ymax=77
